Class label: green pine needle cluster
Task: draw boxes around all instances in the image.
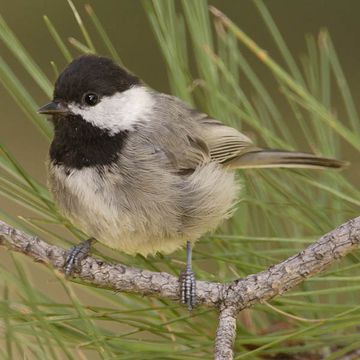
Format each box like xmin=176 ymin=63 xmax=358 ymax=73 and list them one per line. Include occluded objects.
xmin=0 ymin=1 xmax=359 ymax=359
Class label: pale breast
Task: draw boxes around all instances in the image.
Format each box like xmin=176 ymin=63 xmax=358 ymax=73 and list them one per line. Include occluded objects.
xmin=48 ymin=163 xmax=186 ymax=255
xmin=48 ymin=160 xmax=240 ymax=256
xmin=49 ymin=164 xmax=130 ymax=238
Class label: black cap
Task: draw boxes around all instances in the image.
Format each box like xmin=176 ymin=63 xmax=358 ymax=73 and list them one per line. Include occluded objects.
xmin=53 ymin=55 xmax=140 ymax=104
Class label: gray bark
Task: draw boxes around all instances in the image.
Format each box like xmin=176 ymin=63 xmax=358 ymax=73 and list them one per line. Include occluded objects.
xmin=0 ymin=216 xmax=359 ymax=359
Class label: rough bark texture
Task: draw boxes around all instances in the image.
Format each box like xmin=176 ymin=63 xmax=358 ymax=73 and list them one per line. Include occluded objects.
xmin=0 ymin=216 xmax=359 ymax=359
xmin=215 ymin=307 xmax=237 ymax=360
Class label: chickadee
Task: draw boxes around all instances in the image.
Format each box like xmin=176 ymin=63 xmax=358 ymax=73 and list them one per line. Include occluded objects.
xmin=38 ymin=55 xmax=346 ymax=310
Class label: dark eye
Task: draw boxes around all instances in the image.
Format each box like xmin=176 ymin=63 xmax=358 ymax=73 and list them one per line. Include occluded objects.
xmin=83 ymin=93 xmax=99 ymax=106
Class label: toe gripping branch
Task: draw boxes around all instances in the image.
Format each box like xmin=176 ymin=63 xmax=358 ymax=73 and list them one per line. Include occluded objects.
xmin=64 ymin=237 xmax=198 ymax=310
xmin=64 ymin=238 xmax=95 ymax=276
xmin=179 ymin=241 xmax=196 ymax=311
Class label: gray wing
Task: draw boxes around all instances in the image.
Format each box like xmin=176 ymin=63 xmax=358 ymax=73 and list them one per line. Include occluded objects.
xmin=148 ymin=93 xmax=346 ymax=171
xmin=149 ymin=93 xmax=258 ymax=171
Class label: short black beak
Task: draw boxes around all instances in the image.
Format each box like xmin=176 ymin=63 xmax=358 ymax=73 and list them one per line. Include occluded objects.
xmin=37 ymin=101 xmax=69 ymax=115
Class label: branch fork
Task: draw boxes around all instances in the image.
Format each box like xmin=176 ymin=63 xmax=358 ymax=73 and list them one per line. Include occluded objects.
xmin=0 ymin=217 xmax=359 ymax=359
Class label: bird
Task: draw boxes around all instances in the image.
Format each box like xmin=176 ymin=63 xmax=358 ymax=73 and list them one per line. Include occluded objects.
xmin=38 ymin=55 xmax=347 ymax=310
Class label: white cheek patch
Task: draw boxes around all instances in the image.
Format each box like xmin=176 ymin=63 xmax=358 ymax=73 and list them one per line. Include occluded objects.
xmin=69 ymin=86 xmax=154 ymax=134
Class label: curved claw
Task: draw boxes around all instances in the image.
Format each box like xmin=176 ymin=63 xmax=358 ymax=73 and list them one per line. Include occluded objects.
xmin=179 ymin=267 xmax=197 ymax=311
xmin=64 ymin=238 xmax=95 ymax=277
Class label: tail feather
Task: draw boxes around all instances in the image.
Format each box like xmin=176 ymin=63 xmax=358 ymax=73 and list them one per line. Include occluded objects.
xmin=225 ymin=149 xmax=348 ymax=170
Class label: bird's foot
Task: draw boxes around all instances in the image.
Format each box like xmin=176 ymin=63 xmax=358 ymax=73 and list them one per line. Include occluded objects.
xmin=64 ymin=238 xmax=95 ymax=277
xmin=179 ymin=266 xmax=196 ymax=311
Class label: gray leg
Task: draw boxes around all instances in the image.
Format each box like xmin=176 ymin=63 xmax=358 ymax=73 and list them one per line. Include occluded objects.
xmin=179 ymin=241 xmax=196 ymax=311
xmin=64 ymin=238 xmax=95 ymax=276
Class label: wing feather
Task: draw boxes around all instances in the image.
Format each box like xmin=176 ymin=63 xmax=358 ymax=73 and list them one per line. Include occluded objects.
xmin=146 ymin=93 xmax=345 ymax=172
xmin=150 ymin=93 xmax=255 ymax=169
xmin=196 ymin=116 xmax=258 ymax=164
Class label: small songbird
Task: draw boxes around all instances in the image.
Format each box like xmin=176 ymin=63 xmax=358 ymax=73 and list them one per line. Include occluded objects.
xmin=38 ymin=55 xmax=346 ymax=310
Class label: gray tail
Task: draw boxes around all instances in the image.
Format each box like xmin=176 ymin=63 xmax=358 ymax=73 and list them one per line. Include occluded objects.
xmin=225 ymin=149 xmax=348 ymax=170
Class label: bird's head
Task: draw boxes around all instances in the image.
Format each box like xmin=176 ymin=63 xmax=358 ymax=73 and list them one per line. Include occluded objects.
xmin=38 ymin=55 xmax=153 ymax=135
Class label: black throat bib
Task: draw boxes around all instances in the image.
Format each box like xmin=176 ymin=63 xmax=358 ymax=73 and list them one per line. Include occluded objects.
xmin=50 ymin=114 xmax=128 ymax=169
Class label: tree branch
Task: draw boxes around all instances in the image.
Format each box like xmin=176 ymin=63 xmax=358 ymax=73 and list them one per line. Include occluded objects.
xmin=0 ymin=216 xmax=359 ymax=359
xmin=215 ymin=307 xmax=237 ymax=360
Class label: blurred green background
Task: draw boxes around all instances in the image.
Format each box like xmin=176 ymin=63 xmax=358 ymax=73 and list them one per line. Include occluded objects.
xmin=0 ymin=1 xmax=359 ymax=359
xmin=1 ymin=0 xmax=359 ymax=187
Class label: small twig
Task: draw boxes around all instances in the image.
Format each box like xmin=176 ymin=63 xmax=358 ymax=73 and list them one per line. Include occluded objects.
xmin=0 ymin=216 xmax=359 ymax=359
xmin=215 ymin=307 xmax=237 ymax=360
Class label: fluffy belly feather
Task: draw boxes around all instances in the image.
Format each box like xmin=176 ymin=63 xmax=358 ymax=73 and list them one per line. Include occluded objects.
xmin=48 ymin=163 xmax=239 ymax=256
